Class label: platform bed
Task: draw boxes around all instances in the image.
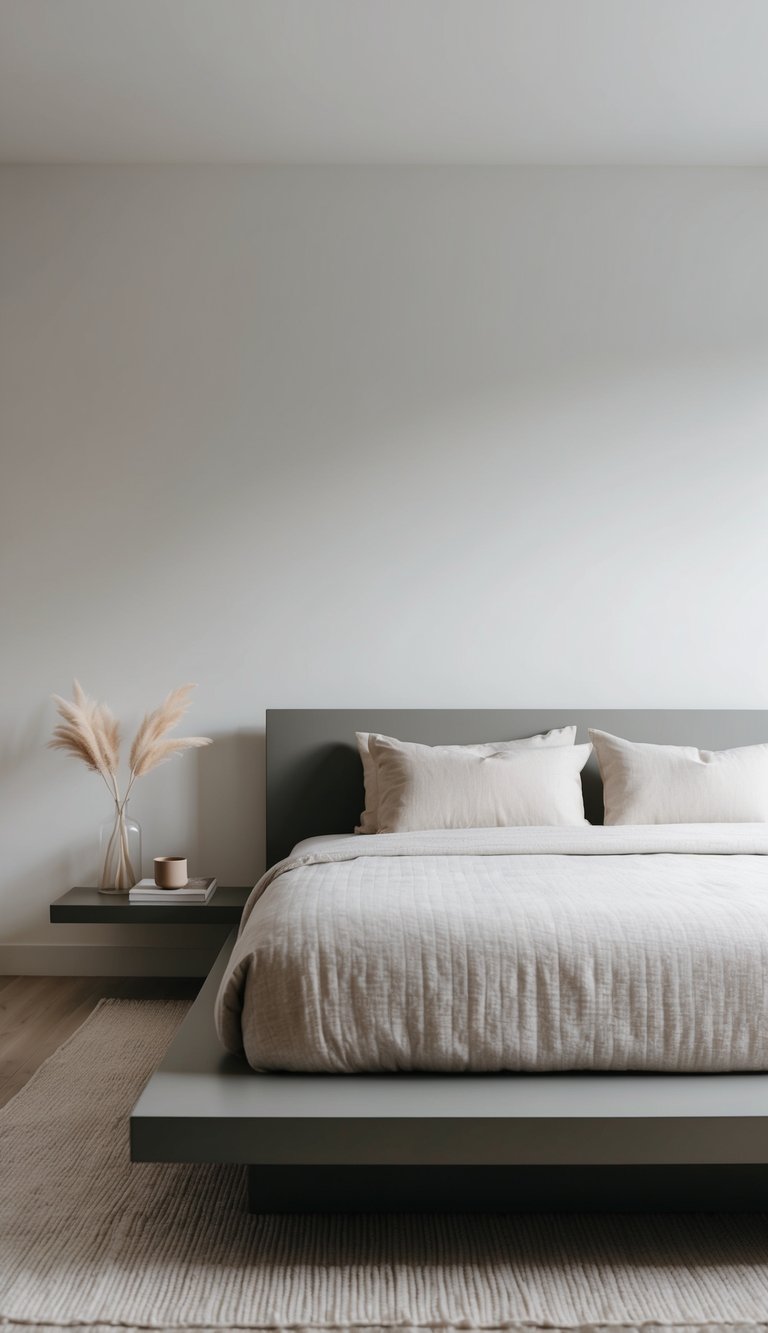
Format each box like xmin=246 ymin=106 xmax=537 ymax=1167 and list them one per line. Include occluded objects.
xmin=130 ymin=709 xmax=768 ymax=1213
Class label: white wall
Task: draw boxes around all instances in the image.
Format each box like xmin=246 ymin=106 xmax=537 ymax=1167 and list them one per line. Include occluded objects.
xmin=2 ymin=166 xmax=768 ymax=972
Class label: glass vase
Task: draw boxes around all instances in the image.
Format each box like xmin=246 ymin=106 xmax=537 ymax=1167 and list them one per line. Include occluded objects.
xmin=99 ymin=802 xmax=141 ymax=893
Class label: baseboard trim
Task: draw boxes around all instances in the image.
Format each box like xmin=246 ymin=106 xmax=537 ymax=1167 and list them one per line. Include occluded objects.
xmin=0 ymin=943 xmax=220 ymax=977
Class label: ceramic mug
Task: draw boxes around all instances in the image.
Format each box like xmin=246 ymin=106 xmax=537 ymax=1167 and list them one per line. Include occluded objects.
xmin=154 ymin=856 xmax=188 ymax=889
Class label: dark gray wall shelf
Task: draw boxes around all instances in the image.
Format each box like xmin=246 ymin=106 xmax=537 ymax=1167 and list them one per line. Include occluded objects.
xmin=50 ymin=885 xmax=251 ymax=925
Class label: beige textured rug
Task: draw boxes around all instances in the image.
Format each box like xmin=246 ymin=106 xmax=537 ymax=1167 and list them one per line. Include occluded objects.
xmin=3 ymin=1002 xmax=768 ymax=1333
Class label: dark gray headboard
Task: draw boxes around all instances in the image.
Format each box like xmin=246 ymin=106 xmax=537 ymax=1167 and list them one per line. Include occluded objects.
xmin=265 ymin=709 xmax=768 ymax=865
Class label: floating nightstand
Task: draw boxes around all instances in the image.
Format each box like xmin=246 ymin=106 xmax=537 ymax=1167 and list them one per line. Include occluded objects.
xmin=50 ymin=885 xmax=251 ymax=926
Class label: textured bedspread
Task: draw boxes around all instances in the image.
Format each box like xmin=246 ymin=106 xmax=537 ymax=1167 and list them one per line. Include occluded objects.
xmin=215 ymin=826 xmax=768 ymax=1073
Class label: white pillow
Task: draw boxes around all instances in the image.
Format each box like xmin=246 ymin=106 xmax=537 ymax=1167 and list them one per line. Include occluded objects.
xmin=355 ymin=726 xmax=577 ymax=834
xmin=590 ymin=729 xmax=768 ymax=825
xmin=369 ymin=735 xmax=591 ymax=833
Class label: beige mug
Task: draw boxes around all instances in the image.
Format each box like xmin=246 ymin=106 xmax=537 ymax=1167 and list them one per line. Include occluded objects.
xmin=154 ymin=856 xmax=188 ymax=889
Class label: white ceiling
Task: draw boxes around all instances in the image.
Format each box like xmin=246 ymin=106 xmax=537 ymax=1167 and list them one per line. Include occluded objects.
xmin=2 ymin=0 xmax=768 ymax=165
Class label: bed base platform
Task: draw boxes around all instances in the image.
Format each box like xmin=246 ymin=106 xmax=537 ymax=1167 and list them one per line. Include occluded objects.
xmin=246 ymin=1165 xmax=768 ymax=1214
xmin=131 ymin=933 xmax=768 ymax=1214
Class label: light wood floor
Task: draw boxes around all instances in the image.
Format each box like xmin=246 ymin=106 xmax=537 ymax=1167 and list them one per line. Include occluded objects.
xmin=0 ymin=975 xmax=201 ymax=1110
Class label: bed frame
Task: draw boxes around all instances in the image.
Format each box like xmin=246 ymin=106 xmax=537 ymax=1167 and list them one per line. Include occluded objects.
xmin=131 ymin=709 xmax=768 ymax=1212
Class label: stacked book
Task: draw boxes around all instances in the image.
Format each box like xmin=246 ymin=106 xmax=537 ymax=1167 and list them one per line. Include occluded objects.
xmin=128 ymin=877 xmax=217 ymax=904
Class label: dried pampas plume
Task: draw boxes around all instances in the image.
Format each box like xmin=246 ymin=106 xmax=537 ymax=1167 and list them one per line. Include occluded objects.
xmin=50 ymin=681 xmax=211 ymax=803
xmin=50 ymin=680 xmax=121 ymax=796
xmin=128 ymin=683 xmax=211 ymax=786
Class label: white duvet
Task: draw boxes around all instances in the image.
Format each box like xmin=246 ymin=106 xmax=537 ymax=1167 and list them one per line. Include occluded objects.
xmin=215 ymin=826 xmax=768 ymax=1073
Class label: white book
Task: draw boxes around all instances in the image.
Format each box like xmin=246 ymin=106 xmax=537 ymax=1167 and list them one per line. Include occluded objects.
xmin=129 ymin=877 xmax=217 ymax=904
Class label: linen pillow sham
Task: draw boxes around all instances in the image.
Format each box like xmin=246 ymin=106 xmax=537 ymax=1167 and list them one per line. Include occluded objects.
xmin=369 ymin=735 xmax=591 ymax=833
xmin=355 ymin=725 xmax=577 ymax=834
xmin=590 ymin=728 xmax=768 ymax=825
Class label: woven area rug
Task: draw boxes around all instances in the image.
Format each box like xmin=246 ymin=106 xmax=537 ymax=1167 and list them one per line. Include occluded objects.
xmin=3 ymin=1002 xmax=768 ymax=1333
